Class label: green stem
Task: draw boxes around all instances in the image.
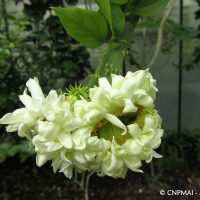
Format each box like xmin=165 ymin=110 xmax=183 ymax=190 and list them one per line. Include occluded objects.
xmin=84 ymin=172 xmax=94 ymax=200
xmin=74 ymin=171 xmax=94 ymax=200
xmin=88 ymin=22 xmax=135 ymax=87
xmin=97 ymin=42 xmax=127 ymax=75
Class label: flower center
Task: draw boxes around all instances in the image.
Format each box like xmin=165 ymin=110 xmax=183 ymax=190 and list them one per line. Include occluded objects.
xmin=92 ymin=113 xmax=136 ymax=145
xmin=92 ymin=107 xmax=147 ymax=145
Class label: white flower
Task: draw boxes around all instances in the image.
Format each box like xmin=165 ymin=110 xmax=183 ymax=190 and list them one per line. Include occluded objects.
xmin=70 ymin=70 xmax=162 ymax=178
xmin=74 ymin=99 xmax=127 ymax=135
xmin=0 ymin=78 xmax=45 ymax=138
xmin=0 ymin=70 xmax=163 ymax=180
xmin=97 ymin=108 xmax=163 ymax=178
xmin=89 ymin=69 xmax=157 ymax=116
xmin=32 ymin=90 xmax=81 ymax=169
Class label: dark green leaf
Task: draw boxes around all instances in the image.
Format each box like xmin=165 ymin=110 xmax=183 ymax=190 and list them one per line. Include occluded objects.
xmin=110 ymin=4 xmax=125 ymax=35
xmin=52 ymin=7 xmax=108 ymax=48
xmin=134 ymin=0 xmax=169 ymax=16
xmin=95 ymin=0 xmax=113 ymax=32
xmin=95 ymin=1 xmax=125 ymax=37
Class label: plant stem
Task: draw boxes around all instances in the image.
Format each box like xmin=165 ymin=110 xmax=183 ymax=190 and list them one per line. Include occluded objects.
xmin=147 ymin=0 xmax=176 ymax=68
xmin=142 ymin=26 xmax=147 ymax=67
xmin=177 ymin=0 xmax=184 ymax=133
xmin=74 ymin=171 xmax=94 ymax=200
xmin=150 ymin=161 xmax=155 ymax=177
xmin=88 ymin=22 xmax=134 ymax=86
xmin=80 ymin=171 xmax=85 ymax=188
xmin=84 ymin=172 xmax=94 ymax=200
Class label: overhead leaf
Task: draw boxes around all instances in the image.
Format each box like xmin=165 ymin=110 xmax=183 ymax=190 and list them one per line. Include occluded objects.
xmin=110 ymin=4 xmax=125 ymax=35
xmin=110 ymin=0 xmax=129 ymax=5
xmin=94 ymin=1 xmax=125 ymax=37
xmin=95 ymin=0 xmax=113 ymax=33
xmin=52 ymin=7 xmax=108 ymax=48
xmin=133 ymin=0 xmax=169 ymax=16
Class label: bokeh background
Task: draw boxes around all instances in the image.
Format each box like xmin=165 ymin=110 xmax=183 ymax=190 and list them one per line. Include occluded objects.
xmin=0 ymin=0 xmax=200 ymax=200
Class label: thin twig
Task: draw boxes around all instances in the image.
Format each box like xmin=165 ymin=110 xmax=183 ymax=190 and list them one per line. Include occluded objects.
xmin=81 ymin=171 xmax=85 ymax=188
xmin=84 ymin=172 xmax=94 ymax=200
xmin=74 ymin=169 xmax=78 ymax=183
xmin=150 ymin=161 xmax=155 ymax=177
xmin=147 ymin=0 xmax=176 ymax=68
xmin=73 ymin=171 xmax=94 ymax=200
xmin=142 ymin=26 xmax=147 ymax=67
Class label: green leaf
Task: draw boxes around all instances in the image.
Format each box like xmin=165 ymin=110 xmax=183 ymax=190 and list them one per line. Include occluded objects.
xmin=95 ymin=1 xmax=125 ymax=37
xmin=95 ymin=0 xmax=113 ymax=32
xmin=52 ymin=7 xmax=108 ymax=48
xmin=110 ymin=4 xmax=125 ymax=35
xmin=134 ymin=0 xmax=169 ymax=16
xmin=110 ymin=0 xmax=128 ymax=5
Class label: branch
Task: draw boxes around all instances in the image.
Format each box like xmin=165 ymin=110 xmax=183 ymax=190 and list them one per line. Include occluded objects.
xmin=84 ymin=172 xmax=94 ymax=200
xmin=147 ymin=0 xmax=176 ymax=68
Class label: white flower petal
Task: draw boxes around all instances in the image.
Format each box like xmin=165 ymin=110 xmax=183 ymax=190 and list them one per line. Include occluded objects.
xmin=143 ymin=115 xmax=156 ymax=130
xmin=36 ymin=154 xmax=48 ymax=167
xmin=123 ymin=99 xmax=138 ymax=113
xmin=124 ymin=139 xmax=143 ymax=155
xmin=37 ymin=121 xmax=55 ymax=139
xmin=124 ymin=156 xmax=142 ymax=172
xmin=98 ymin=77 xmax=111 ymax=90
xmin=46 ymin=141 xmax=62 ymax=152
xmin=26 ymin=78 xmax=45 ymax=100
xmin=72 ymin=127 xmax=92 ymax=150
xmin=52 ymin=156 xmax=62 ymax=172
xmin=58 ymin=133 xmax=73 ymax=149
xmin=152 ymin=151 xmax=162 ymax=158
xmin=127 ymin=124 xmax=141 ymax=137
xmin=6 ymin=124 xmax=20 ymax=132
xmin=60 ymin=165 xmax=73 ymax=179
xmin=19 ymin=94 xmax=41 ymax=112
xmin=73 ymin=151 xmax=86 ymax=164
xmin=0 ymin=108 xmax=26 ymax=124
xmin=104 ymin=114 xmax=127 ymax=135
xmin=111 ymin=74 xmax=124 ymax=89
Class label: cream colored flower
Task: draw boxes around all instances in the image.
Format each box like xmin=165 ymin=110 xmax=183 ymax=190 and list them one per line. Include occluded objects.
xmin=91 ymin=107 xmax=163 ymax=178
xmin=0 ymin=70 xmax=163 ymax=179
xmin=0 ymin=78 xmax=45 ymax=138
xmin=89 ymin=69 xmax=157 ymax=116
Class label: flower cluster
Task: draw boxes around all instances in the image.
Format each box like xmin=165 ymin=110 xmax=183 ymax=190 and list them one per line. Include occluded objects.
xmin=0 ymin=69 xmax=163 ymax=179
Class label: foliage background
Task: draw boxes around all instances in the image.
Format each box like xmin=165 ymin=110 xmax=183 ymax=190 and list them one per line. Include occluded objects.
xmin=0 ymin=0 xmax=91 ymax=114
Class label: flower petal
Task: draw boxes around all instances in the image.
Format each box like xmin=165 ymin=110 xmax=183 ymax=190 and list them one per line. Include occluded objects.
xmin=72 ymin=127 xmax=92 ymax=150
xmin=36 ymin=153 xmax=48 ymax=167
xmin=26 ymin=78 xmax=45 ymax=100
xmin=57 ymin=133 xmax=73 ymax=149
xmin=104 ymin=114 xmax=127 ymax=135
